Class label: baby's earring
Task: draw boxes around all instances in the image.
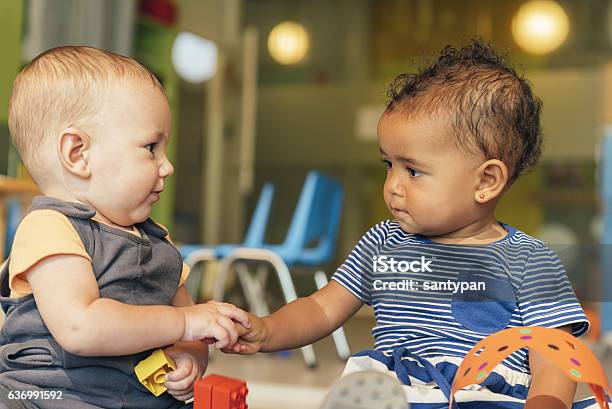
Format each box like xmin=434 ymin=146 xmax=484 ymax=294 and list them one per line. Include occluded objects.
xmin=479 ymin=193 xmax=486 ymax=200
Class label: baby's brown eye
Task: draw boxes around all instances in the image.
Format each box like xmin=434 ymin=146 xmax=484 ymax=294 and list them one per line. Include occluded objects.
xmin=145 ymin=143 xmax=156 ymax=153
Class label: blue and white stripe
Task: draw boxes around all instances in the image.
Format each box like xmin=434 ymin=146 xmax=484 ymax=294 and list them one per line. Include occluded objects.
xmin=332 ymin=219 xmax=589 ymax=383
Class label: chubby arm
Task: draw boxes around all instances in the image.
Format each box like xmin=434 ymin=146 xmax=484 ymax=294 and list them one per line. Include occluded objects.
xmin=161 ymin=286 xmax=209 ymax=401
xmin=236 ymin=280 xmax=363 ymax=353
xmin=524 ymin=325 xmax=577 ymax=409
xmin=169 ymin=285 xmax=209 ymax=367
xmin=27 ymin=255 xmax=249 ymax=356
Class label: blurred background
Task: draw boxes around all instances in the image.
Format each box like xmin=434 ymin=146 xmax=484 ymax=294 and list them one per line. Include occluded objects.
xmin=1 ymin=1 xmax=612 ymax=408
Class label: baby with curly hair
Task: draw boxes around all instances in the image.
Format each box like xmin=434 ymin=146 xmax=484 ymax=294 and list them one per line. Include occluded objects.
xmin=229 ymin=41 xmax=591 ymax=409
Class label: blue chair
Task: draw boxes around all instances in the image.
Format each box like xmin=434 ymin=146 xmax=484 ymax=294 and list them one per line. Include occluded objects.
xmin=179 ymin=182 xmax=275 ymax=299
xmin=213 ymin=171 xmax=348 ymax=367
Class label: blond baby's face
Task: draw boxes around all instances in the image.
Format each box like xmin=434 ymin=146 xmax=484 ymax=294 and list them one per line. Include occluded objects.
xmin=85 ymin=82 xmax=173 ymax=227
xmin=378 ymin=111 xmax=484 ymax=237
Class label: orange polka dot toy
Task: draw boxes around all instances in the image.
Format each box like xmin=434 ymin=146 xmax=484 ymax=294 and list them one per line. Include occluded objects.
xmin=450 ymin=327 xmax=611 ymax=409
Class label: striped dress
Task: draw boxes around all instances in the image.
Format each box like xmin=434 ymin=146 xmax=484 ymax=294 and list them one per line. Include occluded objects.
xmin=332 ymin=219 xmax=590 ymax=404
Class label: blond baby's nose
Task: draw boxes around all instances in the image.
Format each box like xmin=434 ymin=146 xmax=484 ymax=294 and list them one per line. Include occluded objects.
xmin=160 ymin=157 xmax=174 ymax=178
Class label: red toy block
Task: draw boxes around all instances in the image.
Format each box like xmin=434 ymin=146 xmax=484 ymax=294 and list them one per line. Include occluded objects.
xmin=194 ymin=378 xmax=212 ymax=409
xmin=194 ymin=374 xmax=248 ymax=409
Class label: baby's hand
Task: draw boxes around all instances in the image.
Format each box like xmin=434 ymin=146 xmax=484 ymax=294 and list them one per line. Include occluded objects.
xmin=222 ymin=313 xmax=269 ymax=355
xmin=181 ymin=301 xmax=251 ymax=348
xmin=163 ymin=347 xmax=203 ymax=402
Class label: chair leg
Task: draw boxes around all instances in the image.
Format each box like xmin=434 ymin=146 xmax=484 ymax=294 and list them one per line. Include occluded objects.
xmin=235 ymin=262 xmax=270 ymax=316
xmin=315 ymin=271 xmax=351 ymax=360
xmin=249 ymin=263 xmax=271 ymax=316
xmin=213 ymin=254 xmax=235 ymax=302
xmin=265 ymin=253 xmax=317 ymax=368
xmin=235 ymin=262 xmax=256 ymax=312
xmin=255 ymin=262 xmax=269 ymax=283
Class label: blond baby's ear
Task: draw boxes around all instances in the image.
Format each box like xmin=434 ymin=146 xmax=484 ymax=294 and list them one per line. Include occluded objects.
xmin=57 ymin=128 xmax=91 ymax=178
xmin=474 ymin=159 xmax=508 ymax=204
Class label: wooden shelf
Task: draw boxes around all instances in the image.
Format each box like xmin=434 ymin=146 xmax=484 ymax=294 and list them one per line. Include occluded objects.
xmin=0 ymin=177 xmax=39 ymax=195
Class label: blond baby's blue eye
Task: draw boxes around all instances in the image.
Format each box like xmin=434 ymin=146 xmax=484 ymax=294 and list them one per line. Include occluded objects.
xmin=408 ymin=167 xmax=423 ymax=177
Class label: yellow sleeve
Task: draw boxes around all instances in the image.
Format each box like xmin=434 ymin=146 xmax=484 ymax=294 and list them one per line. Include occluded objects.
xmin=154 ymin=221 xmax=191 ymax=287
xmin=9 ymin=209 xmax=91 ymax=298
xmin=179 ymin=262 xmax=191 ymax=287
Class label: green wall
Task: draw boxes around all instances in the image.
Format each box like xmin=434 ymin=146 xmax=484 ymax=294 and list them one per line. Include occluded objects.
xmin=0 ymin=0 xmax=22 ymax=123
xmin=0 ymin=1 xmax=23 ymax=176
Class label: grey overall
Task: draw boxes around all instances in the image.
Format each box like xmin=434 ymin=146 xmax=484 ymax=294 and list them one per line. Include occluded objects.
xmin=0 ymin=196 xmax=193 ymax=409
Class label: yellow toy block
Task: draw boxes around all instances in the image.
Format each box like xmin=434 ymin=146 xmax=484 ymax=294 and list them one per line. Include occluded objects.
xmin=135 ymin=349 xmax=176 ymax=396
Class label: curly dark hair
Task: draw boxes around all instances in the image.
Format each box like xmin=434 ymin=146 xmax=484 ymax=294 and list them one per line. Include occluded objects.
xmin=385 ymin=40 xmax=542 ymax=182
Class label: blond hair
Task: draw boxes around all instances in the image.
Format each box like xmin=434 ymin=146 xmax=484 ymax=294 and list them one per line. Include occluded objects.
xmin=8 ymin=46 xmax=164 ymax=185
